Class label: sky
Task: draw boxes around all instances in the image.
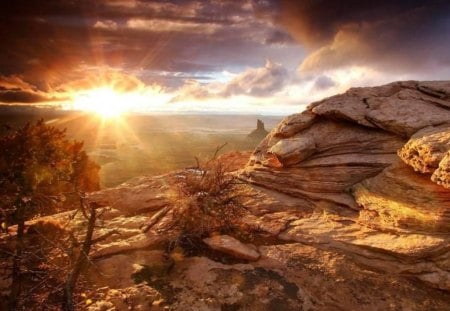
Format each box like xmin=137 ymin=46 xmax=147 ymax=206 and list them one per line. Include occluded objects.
xmin=0 ymin=0 xmax=449 ymax=115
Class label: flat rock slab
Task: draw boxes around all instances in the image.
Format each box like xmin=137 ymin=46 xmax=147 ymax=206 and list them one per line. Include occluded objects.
xmin=167 ymin=257 xmax=305 ymax=311
xmin=87 ymin=175 xmax=172 ymax=215
xmin=257 ymin=244 xmax=450 ymax=310
xmin=277 ymin=213 xmax=450 ymax=290
xmin=89 ymin=250 xmax=169 ymax=288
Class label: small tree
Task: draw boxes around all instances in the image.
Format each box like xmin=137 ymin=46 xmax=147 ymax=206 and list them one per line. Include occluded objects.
xmin=0 ymin=120 xmax=99 ymax=310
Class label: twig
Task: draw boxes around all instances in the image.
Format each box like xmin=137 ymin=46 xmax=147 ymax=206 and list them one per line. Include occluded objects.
xmin=141 ymin=206 xmax=170 ymax=233
xmin=90 ymin=230 xmax=120 ymax=244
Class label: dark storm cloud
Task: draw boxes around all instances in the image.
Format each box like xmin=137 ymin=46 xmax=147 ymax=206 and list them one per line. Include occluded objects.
xmin=0 ymin=89 xmax=59 ymax=104
xmin=0 ymin=76 xmax=63 ymax=103
xmin=7 ymin=0 xmax=447 ymax=108
xmin=276 ymin=0 xmax=450 ymax=72
xmin=0 ymin=0 xmax=295 ymax=96
xmin=264 ymin=30 xmax=296 ymax=45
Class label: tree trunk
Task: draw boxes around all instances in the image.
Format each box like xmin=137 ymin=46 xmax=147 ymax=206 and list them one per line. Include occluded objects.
xmin=62 ymin=204 xmax=96 ymax=311
xmin=8 ymin=208 xmax=24 ymax=311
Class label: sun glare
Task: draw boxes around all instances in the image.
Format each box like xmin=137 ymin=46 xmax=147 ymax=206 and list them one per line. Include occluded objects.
xmin=71 ymin=87 xmax=131 ymax=118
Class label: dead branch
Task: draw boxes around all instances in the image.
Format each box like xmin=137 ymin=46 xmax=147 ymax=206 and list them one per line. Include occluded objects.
xmin=141 ymin=206 xmax=170 ymax=233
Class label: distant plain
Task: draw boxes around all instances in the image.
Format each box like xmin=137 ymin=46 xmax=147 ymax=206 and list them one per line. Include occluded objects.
xmin=0 ymin=107 xmax=283 ymax=187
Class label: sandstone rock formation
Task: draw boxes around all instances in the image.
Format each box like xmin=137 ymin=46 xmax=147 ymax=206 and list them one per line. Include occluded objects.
xmin=243 ymin=81 xmax=450 ymax=230
xmin=240 ymin=80 xmax=450 ymax=293
xmin=248 ymin=119 xmax=269 ymax=140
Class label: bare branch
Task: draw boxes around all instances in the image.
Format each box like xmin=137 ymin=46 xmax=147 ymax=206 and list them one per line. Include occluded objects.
xmin=141 ymin=206 xmax=170 ymax=233
xmin=90 ymin=229 xmax=120 ymax=244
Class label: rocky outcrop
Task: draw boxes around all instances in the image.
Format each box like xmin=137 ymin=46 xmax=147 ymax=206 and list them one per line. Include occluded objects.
xmin=248 ymin=119 xmax=269 ymax=140
xmin=240 ymin=80 xmax=450 ymax=293
xmin=242 ymin=81 xmax=450 ymax=230
xmin=398 ymin=124 xmax=450 ymax=174
xmin=87 ymin=175 xmax=173 ymax=215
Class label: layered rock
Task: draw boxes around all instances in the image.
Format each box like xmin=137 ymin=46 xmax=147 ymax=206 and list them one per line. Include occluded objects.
xmin=353 ymin=160 xmax=450 ymax=232
xmin=86 ymin=175 xmax=173 ymax=215
xmin=240 ymin=81 xmax=450 ymax=292
xmin=242 ymin=80 xmax=450 ymax=231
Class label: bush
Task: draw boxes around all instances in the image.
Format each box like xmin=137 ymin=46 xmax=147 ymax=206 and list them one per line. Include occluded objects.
xmin=172 ymin=144 xmax=246 ymax=239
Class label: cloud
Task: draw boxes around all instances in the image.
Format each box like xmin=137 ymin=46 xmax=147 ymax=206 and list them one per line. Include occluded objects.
xmin=94 ymin=20 xmax=118 ymax=30
xmin=264 ymin=30 xmax=296 ymax=45
xmin=170 ymin=80 xmax=213 ymax=103
xmin=314 ymin=75 xmax=336 ymax=90
xmin=0 ymin=75 xmax=64 ymax=104
xmin=221 ymin=60 xmax=288 ymax=97
xmin=0 ymin=71 xmax=151 ymax=104
xmin=171 ymin=60 xmax=289 ymax=102
xmin=0 ymin=75 xmax=37 ymax=92
xmin=0 ymin=90 xmax=58 ymax=104
xmin=56 ymin=70 xmax=147 ymax=93
xmin=0 ymin=0 xmax=299 ymax=89
xmin=126 ymin=18 xmax=220 ymax=34
xmin=277 ymin=0 xmax=450 ymax=73
xmin=6 ymin=0 xmax=447 ymax=114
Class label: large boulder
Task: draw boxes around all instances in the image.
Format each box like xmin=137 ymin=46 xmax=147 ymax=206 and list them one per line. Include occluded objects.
xmin=86 ymin=175 xmax=173 ymax=215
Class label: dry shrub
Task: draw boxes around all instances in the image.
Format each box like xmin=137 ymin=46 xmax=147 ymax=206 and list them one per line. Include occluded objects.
xmin=173 ymin=145 xmax=247 ymax=239
xmin=25 ymin=219 xmax=71 ymax=265
xmin=6 ymin=219 xmax=74 ymax=309
xmin=27 ymin=219 xmax=67 ymax=238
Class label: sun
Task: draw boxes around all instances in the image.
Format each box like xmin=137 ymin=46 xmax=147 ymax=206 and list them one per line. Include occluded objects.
xmin=71 ymin=87 xmax=130 ymax=118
